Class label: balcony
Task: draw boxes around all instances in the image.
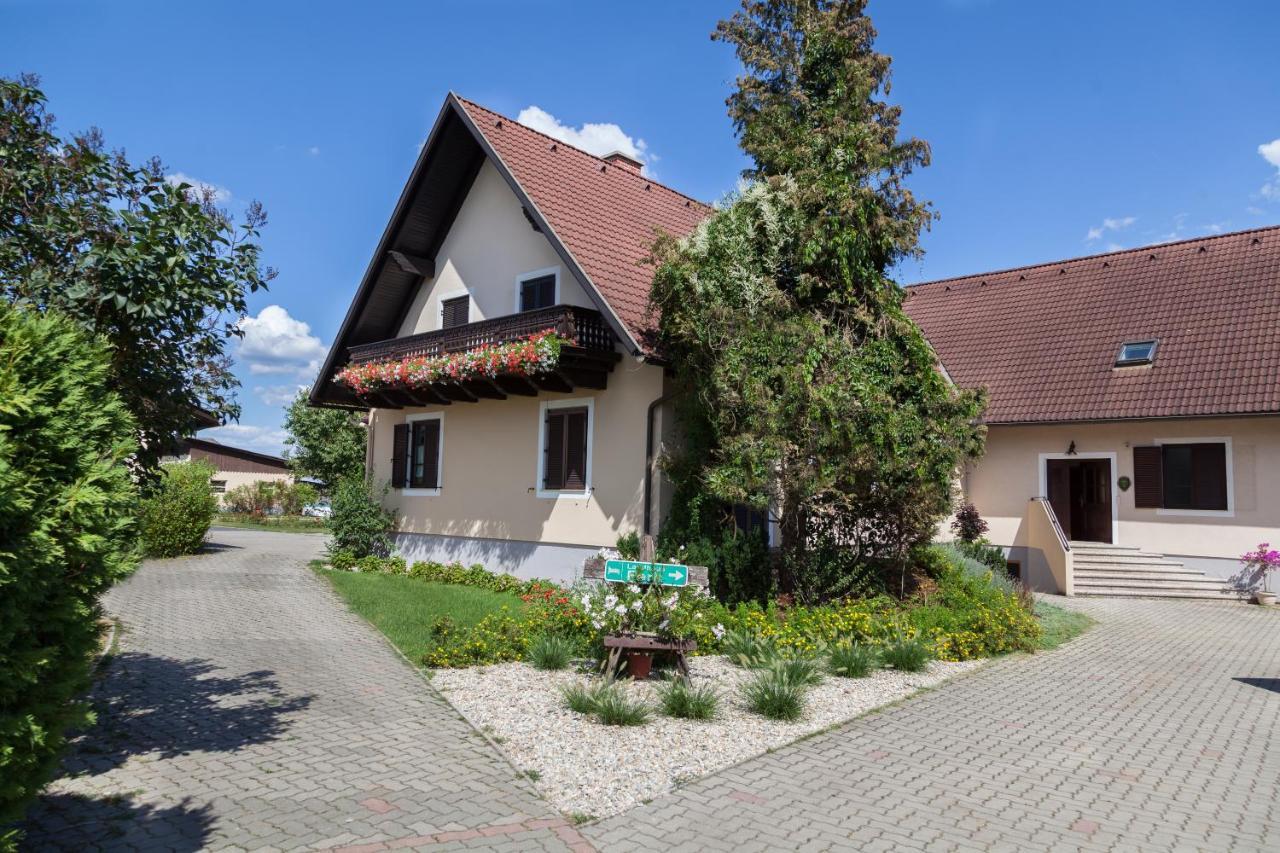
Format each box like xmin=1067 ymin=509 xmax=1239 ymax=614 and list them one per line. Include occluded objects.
xmin=344 ymin=304 xmax=621 ymax=408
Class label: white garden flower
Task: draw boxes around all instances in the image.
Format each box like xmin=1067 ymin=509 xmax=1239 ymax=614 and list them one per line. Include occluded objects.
xmin=614 ymin=604 xmax=627 ymax=615
xmin=662 ymin=593 xmax=679 ymax=610
xmin=712 ymin=623 xmax=726 ymax=639
xmin=603 ymin=594 xmax=618 ymax=610
xmin=580 ymin=593 xmax=592 ymax=609
xmin=627 ymin=584 xmax=641 ymax=594
xmin=631 ymin=599 xmax=643 ymax=611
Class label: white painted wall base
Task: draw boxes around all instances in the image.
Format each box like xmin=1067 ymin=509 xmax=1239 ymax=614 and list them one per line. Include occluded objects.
xmin=392 ymin=531 xmax=597 ymax=585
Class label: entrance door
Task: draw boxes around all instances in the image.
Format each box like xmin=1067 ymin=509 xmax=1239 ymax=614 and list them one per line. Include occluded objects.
xmin=1045 ymin=458 xmax=1113 ymax=542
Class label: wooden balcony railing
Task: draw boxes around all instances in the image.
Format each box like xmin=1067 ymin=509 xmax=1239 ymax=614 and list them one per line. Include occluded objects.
xmin=348 ymin=304 xmax=615 ymax=365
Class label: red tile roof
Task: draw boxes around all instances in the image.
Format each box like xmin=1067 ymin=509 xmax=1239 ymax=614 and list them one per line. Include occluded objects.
xmin=455 ymin=98 xmax=712 ymax=352
xmin=903 ymin=226 xmax=1280 ymax=423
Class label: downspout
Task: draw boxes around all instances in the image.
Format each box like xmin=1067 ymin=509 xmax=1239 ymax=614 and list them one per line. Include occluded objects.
xmin=643 ymin=391 xmax=676 ymax=537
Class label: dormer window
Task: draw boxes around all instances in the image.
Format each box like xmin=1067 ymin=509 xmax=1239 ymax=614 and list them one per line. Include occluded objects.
xmin=1116 ymin=339 xmax=1157 ymax=367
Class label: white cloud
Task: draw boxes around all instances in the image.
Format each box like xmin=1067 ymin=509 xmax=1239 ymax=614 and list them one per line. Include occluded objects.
xmin=237 ymin=305 xmax=327 ymax=381
xmin=1085 ymin=215 xmax=1136 ymax=242
xmin=1257 ymin=138 xmax=1280 ymax=201
xmin=308 ymin=146 xmax=321 ymax=156
xmin=165 ymin=172 xmax=232 ymax=204
xmin=516 ymin=105 xmax=652 ymax=169
xmin=255 ymin=384 xmax=306 ymax=407
xmin=197 ymin=423 xmax=288 ymax=456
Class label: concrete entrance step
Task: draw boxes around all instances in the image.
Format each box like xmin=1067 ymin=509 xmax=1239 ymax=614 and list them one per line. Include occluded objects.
xmin=1075 ymin=585 xmax=1247 ymax=600
xmin=1075 ymin=576 xmax=1231 ymax=592
xmin=1075 ymin=570 xmax=1221 ymax=583
xmin=1073 ymin=558 xmax=1198 ymax=573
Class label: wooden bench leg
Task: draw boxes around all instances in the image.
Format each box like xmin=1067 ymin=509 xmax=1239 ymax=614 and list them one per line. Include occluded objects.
xmin=604 ymin=647 xmax=622 ymax=680
xmin=676 ymin=652 xmax=690 ymax=679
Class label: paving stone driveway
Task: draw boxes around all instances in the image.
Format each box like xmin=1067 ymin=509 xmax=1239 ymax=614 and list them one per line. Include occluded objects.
xmin=22 ymin=529 xmax=1280 ymax=852
xmin=22 ymin=528 xmax=586 ymax=852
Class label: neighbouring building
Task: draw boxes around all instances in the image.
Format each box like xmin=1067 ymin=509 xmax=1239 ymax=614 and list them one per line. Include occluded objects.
xmin=905 ymin=226 xmax=1280 ymax=595
xmin=312 ymin=92 xmax=1279 ymax=593
xmin=177 ymin=437 xmax=293 ymax=503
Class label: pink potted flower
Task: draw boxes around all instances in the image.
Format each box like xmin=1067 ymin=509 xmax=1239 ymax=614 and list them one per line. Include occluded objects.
xmin=1240 ymin=543 xmax=1280 ymax=605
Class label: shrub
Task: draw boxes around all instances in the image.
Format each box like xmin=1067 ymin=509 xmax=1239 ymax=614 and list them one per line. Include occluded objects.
xmin=139 ymin=460 xmax=218 ymax=557
xmin=827 ymin=639 xmax=879 ymax=678
xmin=0 ymin=306 xmax=140 ymax=841
xmin=422 ymin=608 xmax=530 ymax=668
xmin=883 ymin=634 xmax=931 ymax=672
xmin=950 ymin=539 xmax=1007 ymax=573
xmin=592 ymin=685 xmax=651 ymax=726
xmin=741 ymin=667 xmax=807 ymax=721
xmin=656 ymin=679 xmax=719 ymax=720
xmin=912 ymin=546 xmax=1041 ymax=660
xmin=615 ymin=531 xmax=641 ymax=560
xmin=527 ymin=635 xmax=575 ymax=671
xmin=950 ymin=503 xmax=989 ymax=543
xmin=328 ymin=476 xmax=394 ymax=558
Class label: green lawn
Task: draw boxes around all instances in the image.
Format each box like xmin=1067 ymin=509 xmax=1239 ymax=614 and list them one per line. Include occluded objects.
xmin=213 ymin=514 xmax=329 ymax=533
xmin=1034 ymin=601 xmax=1093 ymax=650
xmin=314 ymin=566 xmax=524 ymax=663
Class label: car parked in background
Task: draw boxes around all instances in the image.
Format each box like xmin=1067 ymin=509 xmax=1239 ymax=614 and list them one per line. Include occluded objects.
xmin=302 ymin=499 xmax=332 ymax=518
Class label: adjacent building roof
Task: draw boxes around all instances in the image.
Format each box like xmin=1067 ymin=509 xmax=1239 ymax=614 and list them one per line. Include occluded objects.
xmin=184 ymin=437 xmax=290 ymax=473
xmin=903 ymin=225 xmax=1280 ymax=424
xmin=311 ymin=94 xmax=709 ymax=407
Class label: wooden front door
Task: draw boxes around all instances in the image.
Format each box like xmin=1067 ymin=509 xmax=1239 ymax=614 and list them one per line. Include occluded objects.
xmin=1046 ymin=458 xmax=1112 ymax=543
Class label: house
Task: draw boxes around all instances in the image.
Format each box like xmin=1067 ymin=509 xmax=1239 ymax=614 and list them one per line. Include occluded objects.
xmin=312 ymin=92 xmax=1278 ymax=594
xmin=905 ymin=226 xmax=1280 ymax=597
xmin=178 ymin=437 xmax=293 ymax=503
xmin=311 ymin=94 xmax=707 ymax=581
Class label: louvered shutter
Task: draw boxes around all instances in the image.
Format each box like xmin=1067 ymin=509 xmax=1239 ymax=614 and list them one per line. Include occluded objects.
xmin=1190 ymin=443 xmax=1227 ymax=510
xmin=1133 ymin=446 xmax=1162 ymax=508
xmin=520 ymin=275 xmax=556 ymax=312
xmin=441 ymin=295 xmax=469 ymax=328
xmin=543 ymin=411 xmax=565 ymax=490
xmin=421 ymin=420 xmax=441 ymax=489
xmin=391 ymin=424 xmax=409 ymax=488
xmin=563 ymin=410 xmax=588 ymax=490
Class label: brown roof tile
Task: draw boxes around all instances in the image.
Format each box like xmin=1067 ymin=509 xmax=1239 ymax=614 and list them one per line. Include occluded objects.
xmin=904 ymin=226 xmax=1280 ymax=423
xmin=455 ymin=98 xmax=712 ymax=352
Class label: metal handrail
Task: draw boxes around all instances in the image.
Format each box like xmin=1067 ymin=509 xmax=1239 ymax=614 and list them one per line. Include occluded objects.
xmin=347 ymin=304 xmax=614 ymax=365
xmin=1032 ymin=496 xmax=1071 ymax=553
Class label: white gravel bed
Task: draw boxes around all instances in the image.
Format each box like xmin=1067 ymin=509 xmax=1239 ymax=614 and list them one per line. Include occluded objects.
xmin=431 ymin=655 xmax=983 ymax=819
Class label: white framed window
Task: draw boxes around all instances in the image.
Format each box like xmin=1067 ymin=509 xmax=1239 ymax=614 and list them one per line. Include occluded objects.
xmin=514 ymin=266 xmax=560 ymax=313
xmin=402 ymin=412 xmax=444 ymax=496
xmin=536 ymin=396 xmax=593 ymax=499
xmin=436 ymin=288 xmax=470 ymax=330
xmin=1151 ymin=436 xmax=1234 ymax=517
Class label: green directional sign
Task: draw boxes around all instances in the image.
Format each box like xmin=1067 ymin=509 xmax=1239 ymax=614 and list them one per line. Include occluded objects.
xmin=604 ymin=559 xmax=689 ymax=587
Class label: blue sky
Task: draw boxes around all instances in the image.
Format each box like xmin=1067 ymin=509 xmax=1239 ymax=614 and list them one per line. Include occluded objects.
xmin=6 ymin=0 xmax=1279 ymax=454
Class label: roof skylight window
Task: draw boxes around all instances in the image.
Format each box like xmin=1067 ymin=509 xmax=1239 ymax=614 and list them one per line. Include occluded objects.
xmin=1116 ymin=339 xmax=1157 ymax=366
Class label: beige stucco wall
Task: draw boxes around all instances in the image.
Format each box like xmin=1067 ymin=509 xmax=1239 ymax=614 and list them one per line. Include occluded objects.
xmin=367 ymin=358 xmax=668 ymax=553
xmin=397 ymin=160 xmax=596 ymax=337
xmin=211 ymin=470 xmax=293 ymax=505
xmin=965 ymin=417 xmax=1280 ymax=560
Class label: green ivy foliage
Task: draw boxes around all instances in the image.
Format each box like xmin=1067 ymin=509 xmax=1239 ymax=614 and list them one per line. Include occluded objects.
xmin=0 ymin=305 xmax=140 ymax=843
xmin=139 ymin=461 xmax=219 ymax=558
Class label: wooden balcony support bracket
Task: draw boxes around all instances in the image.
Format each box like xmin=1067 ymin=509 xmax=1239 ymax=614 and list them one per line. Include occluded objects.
xmin=440 ymin=382 xmax=479 ymax=403
xmin=496 ymin=375 xmax=540 ymax=397
xmin=401 ymin=388 xmax=451 ymax=407
xmin=367 ymin=391 xmax=403 ymax=410
xmin=532 ymin=372 xmax=575 ymax=394
xmin=465 ymin=379 xmax=507 ymax=400
xmin=558 ymin=367 xmax=608 ymax=391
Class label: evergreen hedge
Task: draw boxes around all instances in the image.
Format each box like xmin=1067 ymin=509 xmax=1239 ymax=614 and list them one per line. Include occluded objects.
xmin=0 ymin=306 xmax=140 ymax=845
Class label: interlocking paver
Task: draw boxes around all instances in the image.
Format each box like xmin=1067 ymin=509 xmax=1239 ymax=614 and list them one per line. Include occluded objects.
xmin=21 ymin=528 xmax=559 ymax=851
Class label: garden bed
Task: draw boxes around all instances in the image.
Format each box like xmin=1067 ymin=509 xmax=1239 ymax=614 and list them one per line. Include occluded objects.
xmin=431 ymin=654 xmax=982 ymax=819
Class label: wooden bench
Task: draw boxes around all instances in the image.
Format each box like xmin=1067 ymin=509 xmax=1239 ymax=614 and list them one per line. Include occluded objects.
xmin=602 ymin=634 xmax=698 ymax=679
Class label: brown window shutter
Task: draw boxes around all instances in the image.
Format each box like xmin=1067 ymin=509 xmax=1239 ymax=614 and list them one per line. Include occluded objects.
xmin=563 ymin=409 xmax=588 ymax=490
xmin=1132 ymin=446 xmax=1162 ymax=508
xmin=391 ymin=423 xmax=409 ymax=488
xmin=520 ymin=275 xmax=556 ymax=312
xmin=1190 ymin=443 xmax=1227 ymax=510
xmin=543 ymin=411 xmax=565 ymax=490
xmin=422 ymin=420 xmax=441 ymax=489
xmin=441 ymin=295 xmax=469 ymax=328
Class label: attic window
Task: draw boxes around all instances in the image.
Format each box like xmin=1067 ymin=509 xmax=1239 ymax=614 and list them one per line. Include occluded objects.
xmin=1116 ymin=339 xmax=1157 ymax=367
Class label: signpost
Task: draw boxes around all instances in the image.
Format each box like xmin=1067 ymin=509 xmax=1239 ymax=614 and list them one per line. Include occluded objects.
xmin=603 ymin=559 xmax=689 ymax=587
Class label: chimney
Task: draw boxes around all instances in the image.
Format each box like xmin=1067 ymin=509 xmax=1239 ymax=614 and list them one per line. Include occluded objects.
xmin=603 ymin=150 xmax=643 ymax=173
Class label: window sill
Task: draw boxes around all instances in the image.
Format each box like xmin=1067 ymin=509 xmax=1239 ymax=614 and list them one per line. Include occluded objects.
xmin=1155 ymin=507 xmax=1233 ymax=518
xmin=535 ymin=489 xmax=591 ymax=501
xmin=401 ymin=488 xmax=441 ymax=497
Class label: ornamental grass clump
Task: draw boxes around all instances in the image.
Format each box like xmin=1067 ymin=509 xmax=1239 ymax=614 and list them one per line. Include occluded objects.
xmin=527 ymin=634 xmax=575 ymax=671
xmin=827 ymin=639 xmax=879 ymax=679
xmin=883 ymin=634 xmax=931 ymax=673
xmin=721 ymin=629 xmax=775 ymax=668
xmin=592 ymin=684 xmax=652 ymax=727
xmin=741 ymin=667 xmax=807 ymax=722
xmin=656 ymin=679 xmax=719 ymax=720
xmin=765 ymin=654 xmax=824 ymax=688
xmin=560 ymin=681 xmax=605 ymax=715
